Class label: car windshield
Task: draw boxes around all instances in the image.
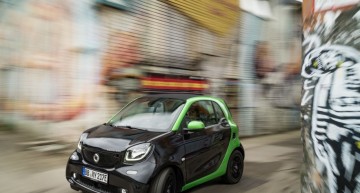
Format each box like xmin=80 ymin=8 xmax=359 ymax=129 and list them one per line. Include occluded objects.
xmin=108 ymin=97 xmax=185 ymax=132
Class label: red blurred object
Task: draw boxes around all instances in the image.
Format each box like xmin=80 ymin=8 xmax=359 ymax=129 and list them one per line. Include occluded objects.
xmin=142 ymin=76 xmax=209 ymax=92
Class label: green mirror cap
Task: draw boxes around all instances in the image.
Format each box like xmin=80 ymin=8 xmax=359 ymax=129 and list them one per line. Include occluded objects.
xmin=187 ymin=121 xmax=205 ymax=131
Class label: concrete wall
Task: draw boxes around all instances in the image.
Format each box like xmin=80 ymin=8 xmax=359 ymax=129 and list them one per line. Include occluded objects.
xmin=238 ymin=4 xmax=302 ymax=136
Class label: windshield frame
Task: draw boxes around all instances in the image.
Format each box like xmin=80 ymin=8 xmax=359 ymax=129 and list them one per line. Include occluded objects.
xmin=107 ymin=96 xmax=186 ymax=132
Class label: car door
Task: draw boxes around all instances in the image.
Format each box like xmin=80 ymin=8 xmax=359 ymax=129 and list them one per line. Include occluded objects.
xmin=182 ymin=100 xmax=231 ymax=183
xmin=210 ymin=101 xmax=232 ymax=165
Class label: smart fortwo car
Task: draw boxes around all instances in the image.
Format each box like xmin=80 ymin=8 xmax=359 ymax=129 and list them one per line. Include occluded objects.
xmin=66 ymin=94 xmax=244 ymax=193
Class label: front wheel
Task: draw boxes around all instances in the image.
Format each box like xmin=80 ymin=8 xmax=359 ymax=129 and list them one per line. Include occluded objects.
xmin=223 ymin=150 xmax=244 ymax=184
xmin=149 ymin=168 xmax=178 ymax=193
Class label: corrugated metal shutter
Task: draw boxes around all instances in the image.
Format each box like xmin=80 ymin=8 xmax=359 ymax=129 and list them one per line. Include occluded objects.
xmin=99 ymin=0 xmax=218 ymax=71
xmin=98 ymin=0 xmax=241 ymax=108
xmin=98 ymin=0 xmax=240 ymax=71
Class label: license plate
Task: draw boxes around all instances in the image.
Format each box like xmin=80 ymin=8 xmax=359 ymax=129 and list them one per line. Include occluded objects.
xmin=82 ymin=167 xmax=108 ymax=184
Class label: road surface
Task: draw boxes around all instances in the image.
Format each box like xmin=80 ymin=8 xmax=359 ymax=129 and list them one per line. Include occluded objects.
xmin=0 ymin=130 xmax=301 ymax=193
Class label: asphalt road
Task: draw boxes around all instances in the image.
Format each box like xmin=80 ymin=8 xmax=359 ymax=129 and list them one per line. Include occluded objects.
xmin=0 ymin=130 xmax=301 ymax=193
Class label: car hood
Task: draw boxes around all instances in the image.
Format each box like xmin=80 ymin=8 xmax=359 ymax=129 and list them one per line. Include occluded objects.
xmin=82 ymin=124 xmax=164 ymax=152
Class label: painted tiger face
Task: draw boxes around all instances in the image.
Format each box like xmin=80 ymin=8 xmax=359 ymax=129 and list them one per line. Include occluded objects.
xmin=302 ymin=45 xmax=360 ymax=120
xmin=329 ymin=63 xmax=360 ymax=114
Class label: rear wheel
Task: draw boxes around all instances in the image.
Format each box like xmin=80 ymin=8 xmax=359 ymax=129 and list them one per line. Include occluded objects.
xmin=223 ymin=150 xmax=244 ymax=184
xmin=149 ymin=168 xmax=178 ymax=193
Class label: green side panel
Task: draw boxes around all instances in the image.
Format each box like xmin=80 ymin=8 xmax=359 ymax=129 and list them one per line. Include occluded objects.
xmin=181 ymin=136 xmax=240 ymax=191
xmin=171 ymin=96 xmax=241 ymax=192
xmin=170 ymin=97 xmax=196 ymax=132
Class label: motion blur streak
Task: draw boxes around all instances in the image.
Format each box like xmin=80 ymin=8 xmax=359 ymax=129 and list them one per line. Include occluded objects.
xmin=0 ymin=0 xmax=302 ymax=192
xmin=0 ymin=0 xmax=302 ymax=141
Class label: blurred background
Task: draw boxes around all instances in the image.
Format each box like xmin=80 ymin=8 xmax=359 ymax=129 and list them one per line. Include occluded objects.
xmin=0 ymin=0 xmax=304 ymax=193
xmin=0 ymin=0 xmax=302 ymax=142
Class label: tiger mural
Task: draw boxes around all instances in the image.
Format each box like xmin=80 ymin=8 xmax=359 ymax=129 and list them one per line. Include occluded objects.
xmin=302 ymin=45 xmax=360 ymax=193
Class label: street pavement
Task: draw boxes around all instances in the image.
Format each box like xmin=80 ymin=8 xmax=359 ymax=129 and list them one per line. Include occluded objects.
xmin=0 ymin=130 xmax=301 ymax=193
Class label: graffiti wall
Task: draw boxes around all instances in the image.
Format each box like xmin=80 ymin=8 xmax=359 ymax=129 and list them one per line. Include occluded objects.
xmin=0 ymin=0 xmax=101 ymax=121
xmin=0 ymin=0 xmax=239 ymax=140
xmin=301 ymin=1 xmax=360 ymax=193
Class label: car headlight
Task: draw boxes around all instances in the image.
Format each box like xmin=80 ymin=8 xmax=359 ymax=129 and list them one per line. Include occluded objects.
xmin=77 ymin=133 xmax=88 ymax=150
xmin=125 ymin=143 xmax=152 ymax=162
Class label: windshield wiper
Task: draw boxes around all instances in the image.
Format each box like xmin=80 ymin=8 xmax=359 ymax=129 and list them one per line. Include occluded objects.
xmin=105 ymin=123 xmax=116 ymax=127
xmin=116 ymin=125 xmax=147 ymax=131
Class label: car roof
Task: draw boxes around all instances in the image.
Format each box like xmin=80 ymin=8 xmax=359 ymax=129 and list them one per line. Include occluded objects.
xmin=142 ymin=93 xmax=202 ymax=100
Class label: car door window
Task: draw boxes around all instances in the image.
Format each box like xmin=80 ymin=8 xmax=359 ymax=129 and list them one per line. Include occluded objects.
xmin=182 ymin=101 xmax=217 ymax=128
xmin=212 ymin=102 xmax=225 ymax=123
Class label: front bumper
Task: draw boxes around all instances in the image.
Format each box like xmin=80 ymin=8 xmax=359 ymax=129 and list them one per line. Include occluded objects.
xmin=66 ymin=152 xmax=154 ymax=193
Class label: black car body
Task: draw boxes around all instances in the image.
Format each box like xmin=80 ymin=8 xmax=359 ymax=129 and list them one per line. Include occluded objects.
xmin=66 ymin=94 xmax=244 ymax=193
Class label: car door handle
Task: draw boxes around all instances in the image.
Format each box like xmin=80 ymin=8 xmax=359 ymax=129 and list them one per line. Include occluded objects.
xmin=220 ymin=118 xmax=230 ymax=127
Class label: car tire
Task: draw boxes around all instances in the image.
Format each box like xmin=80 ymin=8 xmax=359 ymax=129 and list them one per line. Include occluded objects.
xmin=223 ymin=150 xmax=244 ymax=184
xmin=149 ymin=168 xmax=178 ymax=193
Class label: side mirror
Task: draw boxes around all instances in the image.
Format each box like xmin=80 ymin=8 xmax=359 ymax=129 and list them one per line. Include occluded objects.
xmin=220 ymin=118 xmax=229 ymax=127
xmin=186 ymin=121 xmax=205 ymax=131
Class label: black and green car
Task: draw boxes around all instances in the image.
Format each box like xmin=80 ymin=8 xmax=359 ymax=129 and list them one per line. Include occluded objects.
xmin=66 ymin=94 xmax=245 ymax=193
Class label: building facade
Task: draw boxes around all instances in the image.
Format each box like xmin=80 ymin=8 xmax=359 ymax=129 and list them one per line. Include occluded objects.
xmin=0 ymin=0 xmax=302 ymax=140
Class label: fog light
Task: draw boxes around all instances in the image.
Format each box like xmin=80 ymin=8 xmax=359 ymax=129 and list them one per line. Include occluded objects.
xmin=73 ymin=173 xmax=77 ymax=179
xmin=68 ymin=179 xmax=74 ymax=184
xmin=70 ymin=152 xmax=79 ymax=161
xmin=121 ymin=189 xmax=128 ymax=193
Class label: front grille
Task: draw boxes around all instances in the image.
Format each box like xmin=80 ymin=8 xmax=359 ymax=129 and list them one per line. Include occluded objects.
xmin=75 ymin=175 xmax=120 ymax=193
xmin=82 ymin=146 xmax=124 ymax=168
